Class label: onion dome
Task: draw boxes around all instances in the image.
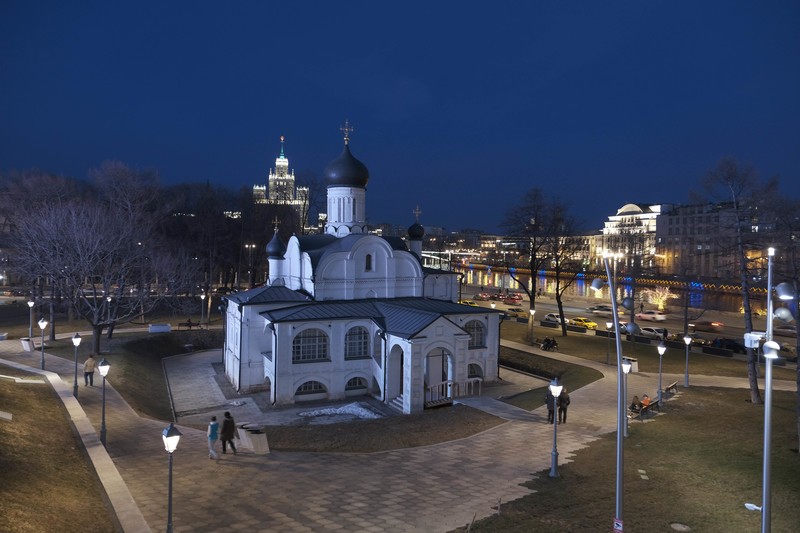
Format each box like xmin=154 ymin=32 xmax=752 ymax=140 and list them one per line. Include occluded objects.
xmin=323 ymin=143 xmax=369 ymax=188
xmin=266 ymin=229 xmax=286 ymax=258
xmin=408 ymin=222 xmax=425 ymax=240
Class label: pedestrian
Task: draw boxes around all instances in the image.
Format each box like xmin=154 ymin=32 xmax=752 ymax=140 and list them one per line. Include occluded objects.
xmin=639 ymin=302 xmax=644 ymax=313
xmin=220 ymin=411 xmax=237 ymax=455
xmin=207 ymin=416 xmax=220 ymax=459
xmin=83 ymin=353 xmax=97 ymax=386
xmin=545 ymin=388 xmax=555 ymax=424
xmin=558 ymin=387 xmax=571 ymax=424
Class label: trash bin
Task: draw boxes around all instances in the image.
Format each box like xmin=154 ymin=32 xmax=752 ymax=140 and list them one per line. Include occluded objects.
xmin=247 ymin=428 xmax=270 ymax=454
xmin=237 ymin=423 xmax=253 ymax=449
xmin=20 ymin=338 xmax=34 ymax=352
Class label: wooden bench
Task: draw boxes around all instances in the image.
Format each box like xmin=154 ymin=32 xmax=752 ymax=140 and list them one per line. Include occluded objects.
xmin=178 ymin=321 xmax=201 ymax=331
xmin=630 ymin=399 xmax=661 ymax=421
xmin=664 ymin=381 xmax=679 ymax=396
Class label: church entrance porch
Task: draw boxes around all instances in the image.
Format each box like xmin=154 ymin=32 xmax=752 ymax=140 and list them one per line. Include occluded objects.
xmin=424 ymin=348 xmax=454 ymax=408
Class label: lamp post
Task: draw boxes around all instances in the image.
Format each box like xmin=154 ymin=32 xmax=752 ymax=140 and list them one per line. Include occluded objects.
xmin=657 ymin=342 xmax=666 ymax=403
xmin=682 ymin=335 xmax=692 ymax=387
xmin=106 ymin=295 xmax=112 ymax=324
xmin=622 ymin=359 xmax=632 ymax=438
xmin=72 ymin=333 xmax=81 ymax=398
xmin=98 ymin=358 xmax=110 ymax=447
xmin=27 ymin=300 xmax=34 ymax=339
xmin=38 ymin=317 xmax=48 ymax=370
xmin=549 ymin=379 xmax=563 ymax=478
xmin=163 ymin=423 xmax=182 ymax=533
xmin=591 ymin=257 xmax=629 ymax=529
xmin=200 ymin=293 xmax=206 ymax=324
xmin=606 ymin=321 xmax=613 ymax=365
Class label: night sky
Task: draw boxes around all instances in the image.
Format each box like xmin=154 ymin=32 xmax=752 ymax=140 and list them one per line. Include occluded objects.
xmin=2 ymin=1 xmax=799 ymax=234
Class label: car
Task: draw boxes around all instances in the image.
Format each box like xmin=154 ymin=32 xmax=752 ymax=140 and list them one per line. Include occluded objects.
xmin=690 ymin=320 xmax=724 ymax=333
xmin=636 ymin=310 xmax=667 ymax=321
xmin=677 ymin=333 xmax=710 ymax=346
xmin=460 ymin=300 xmax=479 ymax=307
xmin=473 ymin=293 xmax=491 ymax=301
xmin=640 ymin=327 xmax=667 ymax=339
xmin=488 ymin=293 xmax=505 ymax=301
xmin=590 ymin=305 xmax=623 ymax=317
xmin=543 ymin=313 xmax=569 ymax=325
xmin=504 ymin=293 xmax=523 ymax=304
xmin=505 ymin=306 xmax=528 ymax=318
xmin=571 ymin=317 xmax=598 ymax=329
xmin=712 ymin=337 xmax=747 ymax=354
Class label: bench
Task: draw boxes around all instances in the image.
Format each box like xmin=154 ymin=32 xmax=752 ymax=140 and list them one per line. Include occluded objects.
xmin=178 ymin=321 xmax=201 ymax=331
xmin=630 ymin=399 xmax=661 ymax=421
xmin=148 ymin=323 xmax=172 ymax=333
xmin=533 ymin=338 xmax=558 ymax=351
xmin=664 ymin=381 xmax=679 ymax=396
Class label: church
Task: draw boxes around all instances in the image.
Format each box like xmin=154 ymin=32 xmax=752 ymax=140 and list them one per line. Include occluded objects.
xmin=222 ymin=126 xmax=500 ymax=414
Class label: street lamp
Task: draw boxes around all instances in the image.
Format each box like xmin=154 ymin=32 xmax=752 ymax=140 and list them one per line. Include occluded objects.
xmin=656 ymin=342 xmax=666 ymax=403
xmin=591 ymin=257 xmax=629 ymax=528
xmin=37 ymin=317 xmax=48 ymax=370
xmin=163 ymin=423 xmax=183 ymax=533
xmin=605 ymin=321 xmax=613 ymax=365
xmin=200 ymin=293 xmax=206 ymax=324
xmin=682 ymin=335 xmax=692 ymax=387
xmin=106 ymin=295 xmax=112 ymax=324
xmin=622 ymin=359 xmax=632 ymax=438
xmin=98 ymin=358 xmax=110 ymax=447
xmin=72 ymin=333 xmax=81 ymax=398
xmin=27 ymin=300 xmax=34 ymax=339
xmin=548 ymin=379 xmax=563 ymax=478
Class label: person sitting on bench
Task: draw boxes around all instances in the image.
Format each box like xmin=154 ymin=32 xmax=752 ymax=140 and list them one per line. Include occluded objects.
xmin=630 ymin=395 xmax=642 ymax=413
xmin=542 ymin=337 xmax=558 ymax=351
xmin=641 ymin=394 xmax=651 ymax=408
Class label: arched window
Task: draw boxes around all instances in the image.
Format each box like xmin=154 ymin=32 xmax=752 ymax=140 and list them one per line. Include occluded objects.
xmin=365 ymin=254 xmax=373 ymax=271
xmin=345 ymin=326 xmax=370 ymax=360
xmin=468 ymin=363 xmax=483 ymax=378
xmin=292 ymin=328 xmax=329 ymax=362
xmin=296 ymin=381 xmax=327 ymax=395
xmin=345 ymin=377 xmax=368 ymax=390
xmin=465 ymin=320 xmax=486 ymax=349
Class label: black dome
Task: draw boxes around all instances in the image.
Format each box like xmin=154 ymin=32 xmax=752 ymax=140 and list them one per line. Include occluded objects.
xmin=266 ymin=230 xmax=286 ymax=258
xmin=323 ymin=144 xmax=369 ymax=188
xmin=408 ymin=222 xmax=425 ymax=240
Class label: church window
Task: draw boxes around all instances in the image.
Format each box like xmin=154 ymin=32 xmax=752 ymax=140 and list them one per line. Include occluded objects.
xmin=296 ymin=381 xmax=327 ymax=395
xmin=292 ymin=329 xmax=329 ymax=362
xmin=468 ymin=363 xmax=483 ymax=378
xmin=365 ymin=254 xmax=373 ymax=271
xmin=345 ymin=326 xmax=370 ymax=359
xmin=465 ymin=320 xmax=486 ymax=349
xmin=345 ymin=377 xmax=368 ymax=390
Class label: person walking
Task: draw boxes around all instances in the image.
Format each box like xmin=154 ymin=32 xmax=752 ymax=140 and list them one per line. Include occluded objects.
xmin=207 ymin=416 xmax=220 ymax=459
xmin=558 ymin=387 xmax=571 ymax=424
xmin=220 ymin=411 xmax=237 ymax=455
xmin=83 ymin=353 xmax=97 ymax=386
xmin=545 ymin=388 xmax=556 ymax=424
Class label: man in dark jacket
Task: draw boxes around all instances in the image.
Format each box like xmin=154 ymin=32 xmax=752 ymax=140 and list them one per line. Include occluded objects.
xmin=558 ymin=388 xmax=571 ymax=424
xmin=220 ymin=411 xmax=237 ymax=454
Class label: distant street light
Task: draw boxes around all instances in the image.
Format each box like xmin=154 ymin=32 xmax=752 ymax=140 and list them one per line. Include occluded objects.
xmin=27 ymin=300 xmax=34 ymax=339
xmin=38 ymin=317 xmax=48 ymax=370
xmin=622 ymin=359 xmax=632 ymax=438
xmin=548 ymin=379 xmax=563 ymax=478
xmin=605 ymin=321 xmax=613 ymax=365
xmin=98 ymin=358 xmax=110 ymax=446
xmin=200 ymin=293 xmax=207 ymax=324
xmin=72 ymin=333 xmax=82 ymax=398
xmin=682 ymin=335 xmax=692 ymax=387
xmin=657 ymin=342 xmax=667 ymax=403
xmin=163 ymin=423 xmax=183 ymax=533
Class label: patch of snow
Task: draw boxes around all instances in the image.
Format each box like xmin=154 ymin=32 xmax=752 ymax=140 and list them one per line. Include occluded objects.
xmin=299 ymin=402 xmax=381 ymax=420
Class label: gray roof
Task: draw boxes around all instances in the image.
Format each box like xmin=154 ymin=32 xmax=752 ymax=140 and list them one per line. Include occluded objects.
xmin=225 ymin=285 xmax=311 ymax=306
xmin=296 ymin=233 xmax=415 ymax=271
xmin=261 ymin=297 xmax=499 ymax=339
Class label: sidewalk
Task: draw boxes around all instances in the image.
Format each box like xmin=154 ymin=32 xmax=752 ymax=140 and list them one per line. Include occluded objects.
xmin=0 ymin=334 xmax=793 ymax=532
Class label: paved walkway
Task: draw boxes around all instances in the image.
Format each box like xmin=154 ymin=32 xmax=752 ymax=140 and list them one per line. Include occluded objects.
xmin=0 ymin=334 xmax=795 ymax=532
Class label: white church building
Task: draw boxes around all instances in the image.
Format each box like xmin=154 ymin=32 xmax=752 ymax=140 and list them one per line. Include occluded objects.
xmin=222 ymin=127 xmax=500 ymax=414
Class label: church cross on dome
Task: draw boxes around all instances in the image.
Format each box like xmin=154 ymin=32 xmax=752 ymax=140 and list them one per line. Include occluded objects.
xmin=413 ymin=205 xmax=422 ymax=222
xmin=271 ymin=216 xmax=281 ymax=232
xmin=340 ymin=120 xmax=353 ymax=145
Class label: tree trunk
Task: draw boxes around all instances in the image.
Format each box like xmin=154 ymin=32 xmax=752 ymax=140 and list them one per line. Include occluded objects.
xmin=92 ymin=324 xmax=104 ymax=355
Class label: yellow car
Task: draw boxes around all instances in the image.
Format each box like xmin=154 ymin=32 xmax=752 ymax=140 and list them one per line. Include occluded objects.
xmin=571 ymin=317 xmax=598 ymax=329
xmin=460 ymin=300 xmax=479 ymax=307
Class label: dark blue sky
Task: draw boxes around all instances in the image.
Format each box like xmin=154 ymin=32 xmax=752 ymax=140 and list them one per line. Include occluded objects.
xmin=2 ymin=1 xmax=799 ymax=234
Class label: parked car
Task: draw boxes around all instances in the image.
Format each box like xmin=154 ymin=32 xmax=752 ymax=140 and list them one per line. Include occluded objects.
xmin=640 ymin=327 xmax=668 ymax=339
xmin=571 ymin=317 xmax=598 ymax=329
xmin=504 ymin=293 xmax=523 ymax=304
xmin=473 ymin=293 xmax=491 ymax=301
xmin=690 ymin=320 xmax=724 ymax=333
xmin=543 ymin=313 xmax=569 ymax=325
xmin=712 ymin=337 xmax=747 ymax=354
xmin=636 ymin=310 xmax=667 ymax=321
xmin=676 ymin=333 xmax=710 ymax=346
xmin=590 ymin=305 xmax=623 ymax=317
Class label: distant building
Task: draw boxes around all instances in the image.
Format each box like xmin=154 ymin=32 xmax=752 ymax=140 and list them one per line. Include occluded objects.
xmin=223 ymin=126 xmax=500 ymax=414
xmin=252 ymin=135 xmax=310 ymax=225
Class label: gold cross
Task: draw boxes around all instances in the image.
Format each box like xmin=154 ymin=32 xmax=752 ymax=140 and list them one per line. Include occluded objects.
xmin=340 ymin=120 xmax=353 ymax=144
